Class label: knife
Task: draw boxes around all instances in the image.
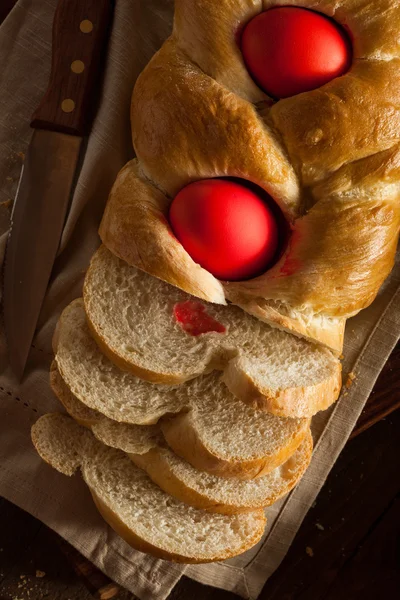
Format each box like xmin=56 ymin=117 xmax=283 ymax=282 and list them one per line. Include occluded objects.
xmin=3 ymin=0 xmax=113 ymax=379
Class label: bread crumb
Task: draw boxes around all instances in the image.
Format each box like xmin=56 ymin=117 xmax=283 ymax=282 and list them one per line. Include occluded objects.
xmin=339 ymin=354 xmax=344 ymax=360
xmin=306 ymin=546 xmax=314 ymax=557
xmin=17 ymin=151 xmax=25 ymax=160
xmin=36 ymin=570 xmax=46 ymax=578
xmin=316 ymin=523 xmax=325 ymax=531
xmin=345 ymin=372 xmax=356 ymax=388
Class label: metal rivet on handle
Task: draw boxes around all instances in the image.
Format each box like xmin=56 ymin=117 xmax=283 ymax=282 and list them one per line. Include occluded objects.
xmin=71 ymin=60 xmax=85 ymax=74
xmin=61 ymin=99 xmax=75 ymax=113
xmin=80 ymin=19 xmax=93 ymax=33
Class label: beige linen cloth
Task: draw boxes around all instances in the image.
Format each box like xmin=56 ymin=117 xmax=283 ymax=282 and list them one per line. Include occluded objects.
xmin=0 ymin=2 xmax=399 ymax=599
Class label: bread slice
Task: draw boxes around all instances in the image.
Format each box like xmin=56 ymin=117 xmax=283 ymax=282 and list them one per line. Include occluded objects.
xmin=53 ymin=302 xmax=310 ymax=479
xmin=131 ymin=433 xmax=312 ymax=515
xmin=83 ymin=246 xmax=341 ymax=418
xmin=31 ymin=414 xmax=266 ymax=563
xmin=52 ymin=366 xmax=313 ymax=514
xmin=51 ymin=362 xmax=162 ymax=451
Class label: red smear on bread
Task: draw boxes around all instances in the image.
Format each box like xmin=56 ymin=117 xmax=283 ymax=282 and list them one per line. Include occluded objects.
xmin=174 ymin=301 xmax=226 ymax=336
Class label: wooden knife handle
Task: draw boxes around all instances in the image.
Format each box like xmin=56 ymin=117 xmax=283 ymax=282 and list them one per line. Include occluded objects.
xmin=31 ymin=0 xmax=113 ymax=136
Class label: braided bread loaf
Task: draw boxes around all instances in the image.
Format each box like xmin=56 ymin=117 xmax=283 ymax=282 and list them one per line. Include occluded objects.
xmin=100 ymin=0 xmax=400 ymax=353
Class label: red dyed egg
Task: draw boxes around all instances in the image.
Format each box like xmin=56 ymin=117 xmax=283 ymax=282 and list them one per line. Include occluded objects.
xmin=241 ymin=7 xmax=352 ymax=99
xmin=169 ymin=179 xmax=279 ymax=281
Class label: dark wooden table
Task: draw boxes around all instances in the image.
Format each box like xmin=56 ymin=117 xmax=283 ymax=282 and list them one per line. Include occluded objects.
xmin=0 ymin=0 xmax=17 ymax=26
xmin=1 ymin=343 xmax=399 ymax=600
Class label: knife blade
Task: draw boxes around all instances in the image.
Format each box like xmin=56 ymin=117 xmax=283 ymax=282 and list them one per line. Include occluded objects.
xmin=3 ymin=0 xmax=113 ymax=379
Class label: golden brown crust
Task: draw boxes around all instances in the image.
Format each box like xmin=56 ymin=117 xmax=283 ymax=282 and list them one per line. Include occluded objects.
xmin=177 ymin=0 xmax=400 ymax=67
xmin=161 ymin=410 xmax=310 ymax=481
xmin=271 ymin=60 xmax=400 ymax=185
xmin=33 ymin=413 xmax=266 ymax=563
xmin=99 ymin=163 xmax=347 ymax=349
xmin=129 ymin=429 xmax=313 ymax=514
xmin=98 ymin=0 xmax=400 ymax=350
xmin=83 ymin=253 xmax=203 ymax=385
xmin=50 ymin=361 xmax=100 ymax=429
xmin=84 ymin=311 xmax=189 ymax=385
xmin=31 ymin=414 xmax=83 ymax=477
xmin=52 ymin=362 xmax=314 ymax=513
xmin=173 ymin=0 xmax=267 ymax=104
xmin=230 ymin=147 xmax=400 ymax=318
xmin=132 ymin=39 xmax=300 ymax=214
xmin=225 ymin=297 xmax=346 ymax=354
xmin=128 ymin=448 xmax=238 ymax=515
xmin=83 ymin=248 xmax=342 ymax=417
xmin=52 ymin=361 xmax=312 ymax=492
xmin=130 ymin=449 xmax=251 ymax=515
xmin=99 ymin=160 xmax=226 ymax=305
xmin=90 ymin=490 xmax=266 ymax=563
xmin=223 ymin=358 xmax=342 ymax=419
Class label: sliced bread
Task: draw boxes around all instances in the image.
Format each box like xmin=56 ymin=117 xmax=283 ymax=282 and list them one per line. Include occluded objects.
xmin=52 ymin=303 xmax=309 ymax=479
xmin=52 ymin=366 xmax=313 ymax=514
xmin=83 ymin=246 xmax=341 ymax=418
xmin=51 ymin=362 xmax=162 ymax=451
xmin=31 ymin=414 xmax=266 ymax=563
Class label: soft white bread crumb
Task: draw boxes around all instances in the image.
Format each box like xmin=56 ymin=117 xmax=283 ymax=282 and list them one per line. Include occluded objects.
xmin=83 ymin=246 xmax=341 ymax=418
xmin=54 ymin=302 xmax=309 ymax=479
xmin=51 ymin=362 xmax=162 ymax=454
xmin=52 ymin=367 xmax=313 ymax=514
xmin=31 ymin=414 xmax=266 ymax=563
xmin=133 ymin=431 xmax=312 ymax=514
